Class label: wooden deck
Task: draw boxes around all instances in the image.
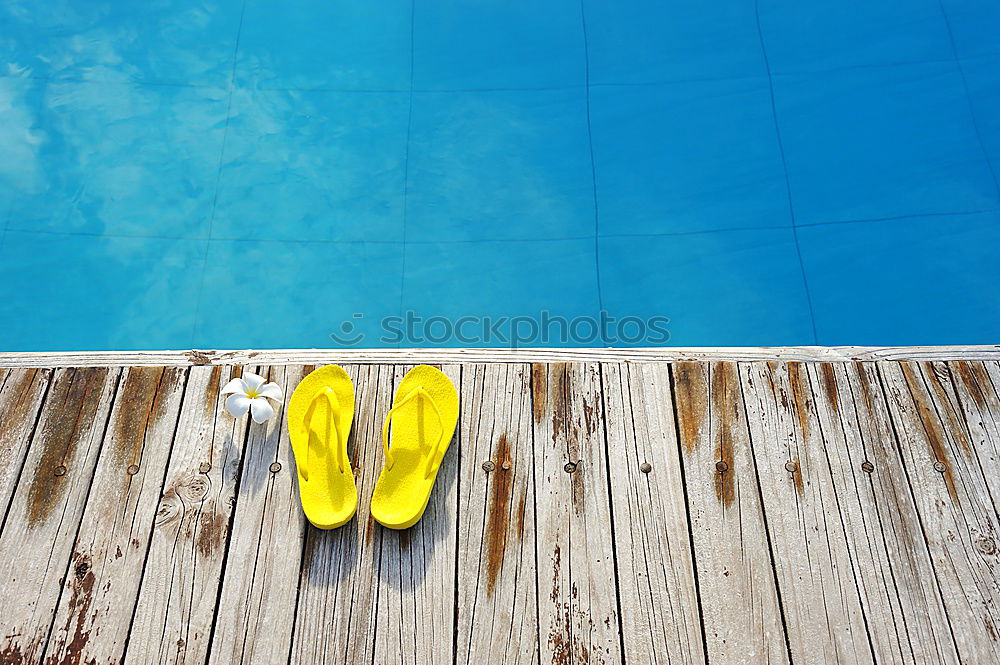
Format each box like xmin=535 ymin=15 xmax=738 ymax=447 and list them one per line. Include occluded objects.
xmin=0 ymin=350 xmax=998 ymax=664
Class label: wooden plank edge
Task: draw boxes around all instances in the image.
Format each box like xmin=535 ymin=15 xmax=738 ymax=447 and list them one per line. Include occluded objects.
xmin=1 ymin=346 xmax=999 ymax=368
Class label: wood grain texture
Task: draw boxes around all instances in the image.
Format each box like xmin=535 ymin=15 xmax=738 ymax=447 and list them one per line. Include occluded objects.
xmin=372 ymin=364 xmax=461 ymax=665
xmin=290 ymin=363 xmax=392 ymax=665
xmin=209 ymin=365 xmax=306 ymax=665
xmin=455 ymin=363 xmax=538 ymax=665
xmin=673 ymin=361 xmax=789 ymax=665
xmin=600 ymin=362 xmax=703 ymax=665
xmin=43 ymin=366 xmax=187 ymax=665
xmin=531 ymin=362 xmax=621 ymax=665
xmin=0 ymin=359 xmax=997 ymax=665
xmin=808 ymin=362 xmax=960 ymax=664
xmin=0 ymin=367 xmax=119 ymax=664
xmin=0 ymin=367 xmax=51 ymax=528
xmin=740 ymin=361 xmax=874 ymax=665
xmin=939 ymin=361 xmax=1000 ymax=514
xmin=2 ymin=345 xmax=999 ymax=368
xmin=124 ymin=365 xmax=250 ymax=665
xmin=879 ymin=361 xmax=1000 ymax=663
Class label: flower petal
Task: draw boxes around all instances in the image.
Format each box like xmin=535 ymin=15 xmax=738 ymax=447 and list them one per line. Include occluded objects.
xmin=256 ymin=382 xmax=283 ymax=402
xmin=220 ymin=378 xmax=246 ymax=395
xmin=242 ymin=372 xmax=267 ymax=393
xmin=250 ymin=398 xmax=275 ymax=423
xmin=226 ymin=394 xmax=251 ymax=418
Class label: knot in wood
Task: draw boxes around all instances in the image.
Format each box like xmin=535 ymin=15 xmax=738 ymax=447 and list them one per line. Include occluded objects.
xmin=178 ymin=475 xmax=211 ymax=502
xmin=74 ymin=560 xmax=90 ymax=580
xmin=155 ymin=496 xmax=181 ymax=526
xmin=199 ymin=462 xmax=212 ymax=473
xmin=977 ymin=537 xmax=996 ymax=555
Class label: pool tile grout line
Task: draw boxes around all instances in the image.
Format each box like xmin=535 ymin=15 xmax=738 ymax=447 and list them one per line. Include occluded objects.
xmin=579 ymin=0 xmax=608 ymax=343
xmin=0 ymin=202 xmax=13 ymax=257
xmin=5 ymin=206 xmax=999 ymax=247
xmin=936 ymin=0 xmax=1000 ymax=200
xmin=5 ymin=50 xmax=995 ymax=96
xmin=395 ymin=0 xmax=417 ymax=351
xmin=753 ymin=0 xmax=819 ymax=345
xmin=190 ymin=0 xmax=248 ymax=348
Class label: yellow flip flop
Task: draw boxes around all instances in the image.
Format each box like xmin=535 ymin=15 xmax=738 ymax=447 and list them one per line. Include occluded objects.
xmin=287 ymin=365 xmax=357 ymax=529
xmin=371 ymin=365 xmax=459 ymax=530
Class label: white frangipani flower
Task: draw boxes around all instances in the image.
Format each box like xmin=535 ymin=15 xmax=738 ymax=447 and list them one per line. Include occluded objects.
xmin=221 ymin=372 xmax=283 ymax=423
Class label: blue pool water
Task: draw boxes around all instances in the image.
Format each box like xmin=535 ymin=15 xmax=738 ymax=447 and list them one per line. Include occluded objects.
xmin=1 ymin=1 xmax=998 ymax=350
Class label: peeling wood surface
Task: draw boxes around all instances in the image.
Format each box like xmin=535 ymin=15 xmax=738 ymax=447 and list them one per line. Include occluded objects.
xmin=880 ymin=362 xmax=1000 ymax=663
xmin=601 ymin=363 xmax=702 ymax=665
xmin=0 ymin=360 xmax=998 ymax=665
xmin=673 ymin=362 xmax=789 ymax=665
xmin=532 ymin=362 xmax=622 ymax=665
xmin=741 ymin=362 xmax=875 ymax=664
xmin=124 ymin=365 xmax=250 ymax=665
xmin=0 ymin=367 xmax=120 ymax=664
xmin=210 ymin=365 xmax=305 ymax=665
xmin=456 ymin=364 xmax=538 ymax=664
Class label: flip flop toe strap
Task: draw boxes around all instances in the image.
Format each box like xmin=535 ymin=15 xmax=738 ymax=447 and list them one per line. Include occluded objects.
xmin=381 ymin=386 xmax=446 ymax=479
xmin=301 ymin=387 xmax=344 ymax=480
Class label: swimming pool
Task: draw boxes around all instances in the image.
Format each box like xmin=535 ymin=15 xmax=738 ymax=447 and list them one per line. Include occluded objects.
xmin=1 ymin=1 xmax=998 ymax=350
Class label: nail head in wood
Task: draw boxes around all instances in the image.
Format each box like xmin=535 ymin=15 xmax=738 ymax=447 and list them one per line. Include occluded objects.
xmin=639 ymin=462 xmax=652 ymax=474
xmin=784 ymin=461 xmax=797 ymax=473
xmin=501 ymin=461 xmax=512 ymax=471
xmin=933 ymin=461 xmax=947 ymax=473
xmin=715 ymin=461 xmax=728 ymax=473
xmin=127 ymin=465 xmax=139 ymax=475
xmin=54 ymin=465 xmax=67 ymax=477
xmin=861 ymin=461 xmax=874 ymax=474
xmin=482 ymin=461 xmax=495 ymax=472
xmin=269 ymin=462 xmax=281 ymax=473
xmin=564 ymin=462 xmax=577 ymax=473
xmin=199 ymin=462 xmax=211 ymax=473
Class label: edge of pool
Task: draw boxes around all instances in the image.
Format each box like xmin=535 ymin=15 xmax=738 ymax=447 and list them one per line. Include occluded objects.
xmin=1 ymin=345 xmax=998 ymax=367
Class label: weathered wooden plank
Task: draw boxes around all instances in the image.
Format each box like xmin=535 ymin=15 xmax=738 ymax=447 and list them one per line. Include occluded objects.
xmin=208 ymin=364 xmax=307 ymax=665
xmin=124 ymin=365 xmax=250 ymax=665
xmin=3 ymin=345 xmax=1000 ymax=368
xmin=600 ymin=362 xmax=703 ymax=665
xmin=672 ymin=361 xmax=789 ymax=665
xmin=740 ymin=361 xmax=874 ymax=664
xmin=0 ymin=367 xmax=51 ymax=527
xmin=531 ymin=362 xmax=621 ymax=665
xmin=455 ymin=363 xmax=537 ymax=665
xmin=290 ymin=363 xmax=393 ymax=665
xmin=372 ymin=364 xmax=461 ymax=665
xmin=42 ymin=366 xmax=188 ymax=664
xmin=0 ymin=367 xmax=120 ymax=663
xmin=942 ymin=360 xmax=1000 ymax=513
xmin=809 ymin=362 xmax=960 ymax=663
xmin=879 ymin=361 xmax=1000 ymax=662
